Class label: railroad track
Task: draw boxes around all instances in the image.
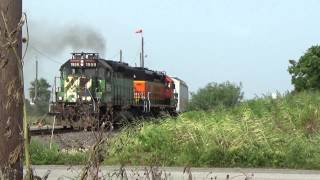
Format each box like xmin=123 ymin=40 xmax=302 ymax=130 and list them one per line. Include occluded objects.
xmin=30 ymin=126 xmax=80 ymax=136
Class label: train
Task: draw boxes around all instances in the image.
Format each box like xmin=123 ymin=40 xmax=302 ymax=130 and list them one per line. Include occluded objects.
xmin=171 ymin=77 xmax=189 ymax=112
xmin=49 ymin=52 xmax=188 ymax=128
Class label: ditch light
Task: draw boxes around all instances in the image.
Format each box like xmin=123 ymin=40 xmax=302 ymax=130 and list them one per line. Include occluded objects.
xmin=81 ymin=96 xmax=92 ymax=101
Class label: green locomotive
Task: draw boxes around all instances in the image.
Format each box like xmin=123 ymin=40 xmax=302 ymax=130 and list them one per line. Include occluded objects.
xmin=50 ymin=53 xmax=177 ymax=128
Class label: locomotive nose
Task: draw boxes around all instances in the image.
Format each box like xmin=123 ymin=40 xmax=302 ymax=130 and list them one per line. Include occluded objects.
xmin=79 ymin=76 xmax=93 ymax=101
xmin=64 ymin=75 xmax=93 ymax=102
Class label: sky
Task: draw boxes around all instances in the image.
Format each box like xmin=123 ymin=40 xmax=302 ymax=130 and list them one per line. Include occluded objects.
xmin=22 ymin=0 xmax=320 ymax=98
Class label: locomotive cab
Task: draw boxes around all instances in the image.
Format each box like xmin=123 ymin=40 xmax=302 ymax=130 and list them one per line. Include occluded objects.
xmin=57 ymin=53 xmax=111 ymax=104
xmin=50 ymin=53 xmax=115 ymax=127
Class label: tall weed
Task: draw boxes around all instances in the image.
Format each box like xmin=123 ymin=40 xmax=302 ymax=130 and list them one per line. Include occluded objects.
xmin=106 ymin=91 xmax=320 ymax=169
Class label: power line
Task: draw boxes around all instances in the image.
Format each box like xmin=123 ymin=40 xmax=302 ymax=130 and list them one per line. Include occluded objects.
xmin=29 ymin=45 xmax=61 ymax=64
xmin=108 ymin=51 xmax=119 ymax=60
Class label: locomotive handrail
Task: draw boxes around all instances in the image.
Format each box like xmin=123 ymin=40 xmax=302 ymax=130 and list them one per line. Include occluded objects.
xmin=147 ymin=92 xmax=151 ymax=112
xmin=54 ymin=76 xmax=61 ymax=94
xmin=134 ymin=91 xmax=152 ymax=112
xmin=86 ymin=87 xmax=96 ymax=112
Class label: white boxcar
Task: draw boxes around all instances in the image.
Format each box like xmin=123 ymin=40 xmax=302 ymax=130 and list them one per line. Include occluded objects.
xmin=171 ymin=77 xmax=189 ymax=112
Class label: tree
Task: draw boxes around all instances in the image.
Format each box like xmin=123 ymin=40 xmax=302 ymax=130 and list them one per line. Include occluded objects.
xmin=288 ymin=45 xmax=320 ymax=91
xmin=29 ymin=78 xmax=51 ymax=103
xmin=188 ymin=81 xmax=244 ymax=111
xmin=0 ymin=0 xmax=23 ymax=179
xmin=28 ymin=78 xmax=51 ymax=115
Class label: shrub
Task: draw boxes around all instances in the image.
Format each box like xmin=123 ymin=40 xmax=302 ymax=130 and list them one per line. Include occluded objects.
xmin=187 ymin=81 xmax=243 ymax=111
xmin=288 ymin=45 xmax=320 ymax=91
xmin=30 ymin=139 xmax=87 ymax=165
xmin=105 ymin=91 xmax=320 ymax=169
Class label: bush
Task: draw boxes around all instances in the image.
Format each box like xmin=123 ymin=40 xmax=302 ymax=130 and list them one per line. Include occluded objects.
xmin=25 ymin=99 xmax=49 ymax=117
xmin=288 ymin=45 xmax=320 ymax=91
xmin=30 ymin=139 xmax=87 ymax=165
xmin=105 ymin=91 xmax=320 ymax=169
xmin=187 ymin=81 xmax=243 ymax=111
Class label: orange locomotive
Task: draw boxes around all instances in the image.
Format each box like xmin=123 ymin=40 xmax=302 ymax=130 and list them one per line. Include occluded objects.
xmin=134 ymin=75 xmax=175 ymax=110
xmin=101 ymin=60 xmax=177 ymax=117
xmin=133 ymin=75 xmax=176 ymax=114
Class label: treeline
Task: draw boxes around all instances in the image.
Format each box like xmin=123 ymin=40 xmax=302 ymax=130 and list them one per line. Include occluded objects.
xmin=187 ymin=81 xmax=243 ymax=111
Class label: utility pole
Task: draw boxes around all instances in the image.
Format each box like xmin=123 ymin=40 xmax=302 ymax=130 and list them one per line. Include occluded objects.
xmin=141 ymin=36 xmax=144 ymax=68
xmin=139 ymin=52 xmax=142 ymax=67
xmin=35 ymin=57 xmax=38 ymax=102
xmin=0 ymin=0 xmax=23 ymax=179
xmin=135 ymin=28 xmax=144 ymax=68
xmin=119 ymin=49 xmax=123 ymax=63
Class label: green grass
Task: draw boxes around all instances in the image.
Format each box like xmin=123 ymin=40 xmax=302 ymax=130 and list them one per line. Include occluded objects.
xmin=105 ymin=91 xmax=320 ymax=169
xmin=30 ymin=139 xmax=87 ymax=165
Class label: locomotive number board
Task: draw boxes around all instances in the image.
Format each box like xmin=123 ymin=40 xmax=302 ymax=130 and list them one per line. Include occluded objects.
xmin=70 ymin=59 xmax=97 ymax=68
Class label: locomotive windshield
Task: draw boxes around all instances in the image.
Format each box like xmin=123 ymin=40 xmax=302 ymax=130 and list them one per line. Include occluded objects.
xmin=61 ymin=66 xmax=105 ymax=78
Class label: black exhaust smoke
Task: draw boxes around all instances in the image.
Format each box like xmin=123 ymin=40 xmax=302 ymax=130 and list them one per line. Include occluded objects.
xmin=27 ymin=22 xmax=106 ymax=56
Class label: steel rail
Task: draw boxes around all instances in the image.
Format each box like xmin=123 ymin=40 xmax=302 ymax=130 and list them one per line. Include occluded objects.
xmin=30 ymin=126 xmax=81 ymax=136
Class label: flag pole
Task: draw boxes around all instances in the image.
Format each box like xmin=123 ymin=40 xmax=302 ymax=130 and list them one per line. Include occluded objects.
xmin=136 ymin=28 xmax=144 ymax=68
xmin=141 ymin=34 xmax=144 ymax=68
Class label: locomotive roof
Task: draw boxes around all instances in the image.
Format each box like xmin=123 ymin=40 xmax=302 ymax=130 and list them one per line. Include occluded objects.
xmin=60 ymin=58 xmax=114 ymax=72
xmin=104 ymin=60 xmax=166 ymax=81
xmin=171 ymin=77 xmax=188 ymax=88
xmin=60 ymin=57 xmax=166 ymax=81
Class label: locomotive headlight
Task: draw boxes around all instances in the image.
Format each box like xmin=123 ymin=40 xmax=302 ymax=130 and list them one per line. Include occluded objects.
xmin=57 ymin=92 xmax=64 ymax=101
xmin=80 ymin=60 xmax=84 ymax=67
xmin=82 ymin=96 xmax=86 ymax=101
xmin=86 ymin=96 xmax=91 ymax=101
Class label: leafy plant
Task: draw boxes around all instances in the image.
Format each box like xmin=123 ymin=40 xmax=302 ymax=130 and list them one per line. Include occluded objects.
xmin=30 ymin=139 xmax=87 ymax=165
xmin=187 ymin=81 xmax=243 ymax=111
xmin=106 ymin=91 xmax=320 ymax=169
xmin=27 ymin=78 xmax=51 ymax=116
xmin=288 ymin=45 xmax=320 ymax=91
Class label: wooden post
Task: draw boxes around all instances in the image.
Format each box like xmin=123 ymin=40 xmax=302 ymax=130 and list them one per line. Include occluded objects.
xmin=0 ymin=0 xmax=23 ymax=179
xmin=49 ymin=116 xmax=56 ymax=149
xmin=35 ymin=57 xmax=38 ymax=101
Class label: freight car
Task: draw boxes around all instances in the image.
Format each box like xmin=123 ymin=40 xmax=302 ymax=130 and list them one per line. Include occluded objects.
xmin=49 ymin=53 xmax=177 ymax=128
xmin=171 ymin=77 xmax=189 ymax=112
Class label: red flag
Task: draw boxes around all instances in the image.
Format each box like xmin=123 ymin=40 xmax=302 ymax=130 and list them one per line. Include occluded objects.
xmin=135 ymin=29 xmax=143 ymax=33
